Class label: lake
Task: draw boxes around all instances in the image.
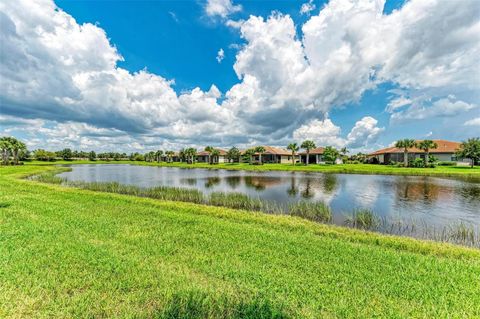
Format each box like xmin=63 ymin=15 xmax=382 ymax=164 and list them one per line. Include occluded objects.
xmin=58 ymin=164 xmax=480 ymax=232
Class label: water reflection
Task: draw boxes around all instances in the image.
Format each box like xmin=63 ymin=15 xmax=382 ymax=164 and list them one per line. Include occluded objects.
xmin=58 ymin=165 xmax=480 ymax=229
xmin=322 ymin=174 xmax=337 ymax=193
xmin=205 ymin=177 xmax=221 ymax=188
xmin=301 ymin=179 xmax=315 ymax=199
xmin=287 ymin=177 xmax=298 ymax=197
xmin=225 ymin=176 xmax=241 ymax=189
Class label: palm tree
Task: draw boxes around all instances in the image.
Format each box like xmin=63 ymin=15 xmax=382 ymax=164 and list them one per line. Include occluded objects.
xmin=244 ymin=148 xmax=255 ymax=164
xmin=155 ymin=150 xmax=163 ymax=163
xmin=287 ymin=143 xmax=299 ymax=165
xmin=0 ymin=137 xmax=11 ymax=165
xmin=211 ymin=149 xmax=220 ymax=164
xmin=417 ymin=140 xmax=438 ymax=166
xmin=301 ymin=140 xmax=316 ymax=165
xmin=395 ymin=139 xmax=417 ymax=167
xmin=204 ymin=146 xmax=214 ymax=164
xmin=165 ymin=151 xmax=174 ymax=162
xmin=255 ymin=146 xmax=266 ymax=164
xmin=184 ymin=148 xmax=197 ymax=164
xmin=5 ymin=137 xmax=27 ymax=165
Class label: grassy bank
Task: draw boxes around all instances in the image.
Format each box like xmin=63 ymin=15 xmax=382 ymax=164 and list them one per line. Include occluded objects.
xmin=1 ymin=165 xmax=480 ymax=318
xmin=26 ymin=160 xmax=480 ymax=179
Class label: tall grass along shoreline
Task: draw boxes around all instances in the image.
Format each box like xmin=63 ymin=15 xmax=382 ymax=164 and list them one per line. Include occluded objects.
xmin=30 ymin=170 xmax=480 ymax=247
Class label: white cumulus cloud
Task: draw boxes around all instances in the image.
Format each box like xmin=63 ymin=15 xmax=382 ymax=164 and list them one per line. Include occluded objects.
xmin=205 ymin=0 xmax=241 ymax=18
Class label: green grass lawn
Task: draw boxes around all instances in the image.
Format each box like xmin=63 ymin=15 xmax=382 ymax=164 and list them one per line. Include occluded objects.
xmin=1 ymin=165 xmax=479 ymax=318
xmin=27 ymin=160 xmax=480 ymax=179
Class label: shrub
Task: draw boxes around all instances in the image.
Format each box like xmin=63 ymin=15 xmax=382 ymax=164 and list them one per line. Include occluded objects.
xmin=437 ymin=161 xmax=456 ymax=166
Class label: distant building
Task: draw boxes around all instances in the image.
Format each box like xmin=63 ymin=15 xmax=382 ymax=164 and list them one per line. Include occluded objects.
xmin=243 ymin=146 xmax=296 ymax=164
xmin=368 ymin=140 xmax=461 ymax=164
xmin=299 ymin=147 xmax=325 ymax=164
xmin=197 ymin=149 xmax=227 ymax=163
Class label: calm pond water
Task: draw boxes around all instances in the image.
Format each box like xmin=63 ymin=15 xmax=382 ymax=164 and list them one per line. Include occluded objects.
xmin=58 ymin=164 xmax=480 ymax=230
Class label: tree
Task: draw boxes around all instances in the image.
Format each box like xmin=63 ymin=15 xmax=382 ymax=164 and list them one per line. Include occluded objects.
xmin=456 ymin=138 xmax=480 ymax=168
xmin=255 ymin=146 xmax=266 ymax=164
xmin=211 ymin=149 xmax=220 ymax=164
xmin=301 ymin=140 xmax=316 ymax=165
xmin=226 ymin=147 xmax=240 ymax=163
xmin=0 ymin=137 xmax=11 ymax=165
xmin=184 ymin=148 xmax=197 ymax=164
xmin=8 ymin=137 xmax=27 ymax=165
xmin=417 ymin=140 xmax=438 ymax=167
xmin=323 ymin=146 xmax=339 ymax=164
xmin=34 ymin=149 xmax=56 ymax=161
xmin=204 ymin=146 xmax=214 ymax=164
xmin=88 ymin=151 xmax=96 ymax=161
xmin=340 ymin=147 xmax=349 ymax=162
xmin=244 ymin=148 xmax=255 ymax=164
xmin=287 ymin=143 xmax=299 ymax=165
xmin=395 ymin=139 xmax=417 ymax=167
xmin=59 ymin=148 xmax=73 ymax=161
xmin=165 ymin=151 xmax=175 ymax=162
xmin=155 ymin=150 xmax=163 ymax=163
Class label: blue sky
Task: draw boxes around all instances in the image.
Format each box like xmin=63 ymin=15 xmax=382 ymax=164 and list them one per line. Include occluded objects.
xmin=1 ymin=0 xmax=479 ymax=152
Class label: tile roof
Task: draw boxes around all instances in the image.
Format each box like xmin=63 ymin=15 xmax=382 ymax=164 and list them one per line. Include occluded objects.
xmin=369 ymin=140 xmax=461 ymax=156
xmin=197 ymin=149 xmax=227 ymax=156
xmin=299 ymin=147 xmax=325 ymax=155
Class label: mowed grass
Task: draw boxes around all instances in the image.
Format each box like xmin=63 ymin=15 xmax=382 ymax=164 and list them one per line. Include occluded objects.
xmin=27 ymin=160 xmax=480 ymax=179
xmin=1 ymin=165 xmax=480 ymax=318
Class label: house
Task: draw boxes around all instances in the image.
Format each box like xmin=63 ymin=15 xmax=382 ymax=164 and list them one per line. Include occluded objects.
xmin=197 ymin=149 xmax=227 ymax=163
xmin=368 ymin=140 xmax=461 ymax=164
xmin=243 ymin=146 xmax=296 ymax=164
xmin=299 ymin=147 xmax=325 ymax=164
xmin=161 ymin=151 xmax=182 ymax=162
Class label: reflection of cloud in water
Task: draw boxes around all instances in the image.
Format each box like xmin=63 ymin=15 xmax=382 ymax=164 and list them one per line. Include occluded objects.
xmin=299 ymin=176 xmax=339 ymax=205
xmin=349 ymin=178 xmax=379 ymax=208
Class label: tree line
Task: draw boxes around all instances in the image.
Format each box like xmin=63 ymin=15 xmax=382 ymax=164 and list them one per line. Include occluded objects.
xmin=1 ymin=136 xmax=479 ymax=167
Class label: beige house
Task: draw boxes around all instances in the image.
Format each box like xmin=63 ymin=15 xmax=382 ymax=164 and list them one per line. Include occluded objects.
xmin=368 ymin=140 xmax=461 ymax=164
xmin=299 ymin=147 xmax=325 ymax=164
xmin=197 ymin=149 xmax=227 ymax=163
xmin=243 ymin=146 xmax=296 ymax=164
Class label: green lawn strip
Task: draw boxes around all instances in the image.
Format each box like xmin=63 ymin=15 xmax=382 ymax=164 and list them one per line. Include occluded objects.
xmin=25 ymin=160 xmax=480 ymax=179
xmin=1 ymin=165 xmax=479 ymax=318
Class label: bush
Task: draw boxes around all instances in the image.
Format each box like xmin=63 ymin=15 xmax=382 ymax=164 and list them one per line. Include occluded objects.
xmin=410 ymin=158 xmax=425 ymax=168
xmin=437 ymin=161 xmax=456 ymax=166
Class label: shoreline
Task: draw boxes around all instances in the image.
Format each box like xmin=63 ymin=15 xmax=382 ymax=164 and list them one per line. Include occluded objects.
xmin=26 ymin=160 xmax=480 ymax=180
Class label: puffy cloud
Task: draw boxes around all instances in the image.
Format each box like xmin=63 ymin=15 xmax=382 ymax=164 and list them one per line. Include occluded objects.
xmin=390 ymin=96 xmax=477 ymax=122
xmin=464 ymin=117 xmax=480 ymax=127
xmin=216 ymin=48 xmax=225 ymax=63
xmin=300 ymin=0 xmax=316 ymax=15
xmin=293 ymin=118 xmax=345 ymax=148
xmin=293 ymin=116 xmax=383 ymax=149
xmin=205 ymin=0 xmax=241 ymax=18
xmin=346 ymin=116 xmax=384 ymax=148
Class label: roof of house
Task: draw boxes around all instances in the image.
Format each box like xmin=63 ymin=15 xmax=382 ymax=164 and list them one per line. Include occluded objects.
xmin=369 ymin=140 xmax=461 ymax=156
xmin=197 ymin=149 xmax=227 ymax=156
xmin=240 ymin=146 xmax=291 ymax=156
xmin=299 ymin=147 xmax=325 ymax=155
